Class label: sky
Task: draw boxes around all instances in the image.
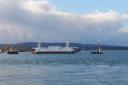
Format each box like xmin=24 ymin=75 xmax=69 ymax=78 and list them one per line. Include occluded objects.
xmin=1 ymin=0 xmax=128 ymax=46
xmin=50 ymin=0 xmax=128 ymax=13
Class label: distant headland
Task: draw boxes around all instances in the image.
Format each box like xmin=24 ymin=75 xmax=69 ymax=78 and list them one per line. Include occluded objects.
xmin=0 ymin=42 xmax=128 ymax=52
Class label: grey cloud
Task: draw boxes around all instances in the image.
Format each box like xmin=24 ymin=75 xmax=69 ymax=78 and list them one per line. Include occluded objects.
xmin=0 ymin=0 xmax=128 ymax=45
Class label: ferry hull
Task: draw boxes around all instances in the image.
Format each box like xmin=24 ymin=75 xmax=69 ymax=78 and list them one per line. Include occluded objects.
xmin=32 ymin=49 xmax=81 ymax=54
xmin=33 ymin=51 xmax=77 ymax=54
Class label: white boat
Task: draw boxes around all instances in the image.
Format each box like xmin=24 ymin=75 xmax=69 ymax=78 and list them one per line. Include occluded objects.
xmin=32 ymin=42 xmax=80 ymax=54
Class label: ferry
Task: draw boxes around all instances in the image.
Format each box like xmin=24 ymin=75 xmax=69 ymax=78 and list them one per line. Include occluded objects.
xmin=32 ymin=42 xmax=81 ymax=54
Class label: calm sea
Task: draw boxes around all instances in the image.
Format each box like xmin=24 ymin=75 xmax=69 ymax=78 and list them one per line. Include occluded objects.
xmin=0 ymin=50 xmax=128 ymax=85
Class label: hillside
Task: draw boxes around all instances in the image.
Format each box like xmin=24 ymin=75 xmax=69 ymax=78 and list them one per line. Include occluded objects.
xmin=0 ymin=42 xmax=128 ymax=52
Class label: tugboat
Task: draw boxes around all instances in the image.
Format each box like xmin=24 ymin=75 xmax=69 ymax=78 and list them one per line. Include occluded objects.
xmin=91 ymin=43 xmax=103 ymax=54
xmin=32 ymin=41 xmax=81 ymax=54
xmin=7 ymin=48 xmax=18 ymax=54
xmin=0 ymin=49 xmax=2 ymax=53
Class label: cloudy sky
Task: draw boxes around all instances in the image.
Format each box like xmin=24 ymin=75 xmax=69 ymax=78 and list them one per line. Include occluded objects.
xmin=1 ymin=0 xmax=128 ymax=45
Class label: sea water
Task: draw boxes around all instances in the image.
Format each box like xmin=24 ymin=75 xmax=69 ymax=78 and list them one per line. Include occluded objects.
xmin=0 ymin=50 xmax=128 ymax=85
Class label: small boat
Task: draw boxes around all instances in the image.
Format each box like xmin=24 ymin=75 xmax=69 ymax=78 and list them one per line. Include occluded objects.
xmin=91 ymin=43 xmax=103 ymax=54
xmin=8 ymin=51 xmax=18 ymax=54
xmin=7 ymin=48 xmax=18 ymax=54
xmin=0 ymin=49 xmax=2 ymax=53
xmin=32 ymin=41 xmax=81 ymax=54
